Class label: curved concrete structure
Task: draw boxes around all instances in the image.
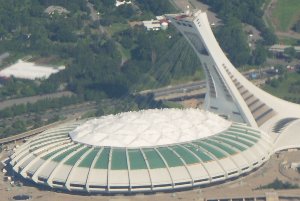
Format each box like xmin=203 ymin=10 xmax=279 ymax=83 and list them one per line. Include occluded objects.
xmin=165 ymin=10 xmax=300 ymax=151
xmin=8 ymin=9 xmax=300 ymax=194
xmin=10 ymin=109 xmax=272 ymax=193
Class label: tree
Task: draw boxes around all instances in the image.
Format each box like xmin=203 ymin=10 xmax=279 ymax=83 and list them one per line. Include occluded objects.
xmin=284 ymin=47 xmax=296 ymax=59
xmin=293 ymin=20 xmax=300 ymax=33
xmin=116 ymin=5 xmax=136 ymax=19
xmin=216 ymin=17 xmax=251 ymax=67
xmin=259 ymin=178 xmax=299 ymax=189
xmin=199 ymin=0 xmax=276 ymax=45
xmin=135 ymin=0 xmax=175 ymax=15
xmin=251 ymin=43 xmax=267 ymax=65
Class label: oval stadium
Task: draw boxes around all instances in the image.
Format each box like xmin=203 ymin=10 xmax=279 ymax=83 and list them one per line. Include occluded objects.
xmin=10 ymin=109 xmax=273 ymax=193
xmin=7 ymin=9 xmax=300 ymax=195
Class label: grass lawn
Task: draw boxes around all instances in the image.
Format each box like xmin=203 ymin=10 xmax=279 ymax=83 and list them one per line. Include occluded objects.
xmin=107 ymin=23 xmax=130 ymax=35
xmin=272 ymin=0 xmax=300 ymax=31
xmin=278 ymin=36 xmax=300 ymax=46
xmin=116 ymin=42 xmax=131 ymax=61
xmin=169 ymin=68 xmax=204 ymax=86
xmin=163 ymin=101 xmax=183 ymax=109
xmin=263 ymin=72 xmax=300 ymax=101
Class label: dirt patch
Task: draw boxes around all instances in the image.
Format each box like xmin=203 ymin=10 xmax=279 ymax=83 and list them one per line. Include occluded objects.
xmin=180 ymin=98 xmax=203 ymax=108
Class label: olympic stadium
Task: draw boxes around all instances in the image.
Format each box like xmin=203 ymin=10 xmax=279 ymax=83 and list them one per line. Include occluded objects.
xmin=8 ymin=10 xmax=300 ymax=194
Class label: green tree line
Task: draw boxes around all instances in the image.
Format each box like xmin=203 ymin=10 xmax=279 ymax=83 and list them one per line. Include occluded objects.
xmin=200 ymin=0 xmax=276 ymax=67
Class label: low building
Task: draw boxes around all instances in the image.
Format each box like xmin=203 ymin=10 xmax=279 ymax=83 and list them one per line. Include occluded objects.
xmin=142 ymin=16 xmax=169 ymax=31
xmin=115 ymin=0 xmax=132 ymax=7
xmin=142 ymin=20 xmax=162 ymax=31
xmin=269 ymin=45 xmax=300 ymax=53
xmin=0 ymin=60 xmax=65 ymax=80
xmin=44 ymin=6 xmax=70 ymax=15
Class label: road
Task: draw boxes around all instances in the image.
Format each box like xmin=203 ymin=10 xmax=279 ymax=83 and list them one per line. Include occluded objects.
xmin=269 ymin=44 xmax=300 ymax=53
xmin=141 ymin=68 xmax=273 ymax=101
xmin=86 ymin=0 xmax=106 ymax=34
xmin=140 ymin=80 xmax=206 ymax=96
xmin=0 ymin=91 xmax=74 ymax=110
xmin=263 ymin=0 xmax=277 ymax=28
xmin=276 ymin=31 xmax=300 ymax=40
xmin=0 ymin=52 xmax=9 ymax=67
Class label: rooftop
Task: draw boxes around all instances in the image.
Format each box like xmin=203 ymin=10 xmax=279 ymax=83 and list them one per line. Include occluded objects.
xmin=44 ymin=6 xmax=70 ymax=15
xmin=69 ymin=109 xmax=231 ymax=148
xmin=0 ymin=60 xmax=65 ymax=80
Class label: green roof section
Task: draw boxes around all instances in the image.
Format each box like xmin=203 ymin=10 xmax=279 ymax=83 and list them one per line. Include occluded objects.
xmin=111 ymin=149 xmax=128 ymax=170
xmin=171 ymin=145 xmax=200 ymax=165
xmin=128 ymin=149 xmax=147 ymax=170
xmin=36 ymin=122 xmax=264 ymax=171
xmin=52 ymin=145 xmax=82 ymax=162
xmin=42 ymin=145 xmax=71 ymax=160
xmin=78 ymin=148 xmax=100 ymax=168
xmin=143 ymin=148 xmax=166 ymax=169
xmin=157 ymin=147 xmax=183 ymax=167
xmin=182 ymin=144 xmax=212 ymax=162
xmin=219 ymin=134 xmax=253 ymax=147
xmin=203 ymin=139 xmax=236 ymax=155
xmin=94 ymin=148 xmax=110 ymax=169
xmin=212 ymin=136 xmax=246 ymax=151
xmin=193 ymin=141 xmax=226 ymax=159
xmin=65 ymin=147 xmax=90 ymax=166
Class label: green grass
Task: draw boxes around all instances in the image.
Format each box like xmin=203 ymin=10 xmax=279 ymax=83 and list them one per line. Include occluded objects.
xmin=272 ymin=0 xmax=300 ymax=31
xmin=278 ymin=37 xmax=300 ymax=46
xmin=263 ymin=73 xmax=300 ymax=100
xmin=169 ymin=68 xmax=205 ymax=85
xmin=116 ymin=42 xmax=131 ymax=60
xmin=107 ymin=23 xmax=130 ymax=35
xmin=162 ymin=101 xmax=183 ymax=109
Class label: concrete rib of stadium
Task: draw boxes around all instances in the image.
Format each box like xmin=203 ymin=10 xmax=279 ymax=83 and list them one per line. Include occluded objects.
xmin=10 ymin=109 xmax=272 ymax=193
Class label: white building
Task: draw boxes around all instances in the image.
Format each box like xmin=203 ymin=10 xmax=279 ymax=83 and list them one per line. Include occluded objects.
xmin=115 ymin=0 xmax=132 ymax=7
xmin=143 ymin=16 xmax=169 ymax=31
xmin=44 ymin=6 xmax=70 ymax=15
xmin=142 ymin=20 xmax=162 ymax=31
xmin=0 ymin=60 xmax=65 ymax=80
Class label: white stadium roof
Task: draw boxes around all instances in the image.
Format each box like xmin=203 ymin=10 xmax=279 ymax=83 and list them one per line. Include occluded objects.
xmin=70 ymin=109 xmax=231 ymax=147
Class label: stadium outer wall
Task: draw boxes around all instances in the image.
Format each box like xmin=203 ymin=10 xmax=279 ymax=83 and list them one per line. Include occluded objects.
xmin=9 ymin=114 xmax=273 ymax=194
